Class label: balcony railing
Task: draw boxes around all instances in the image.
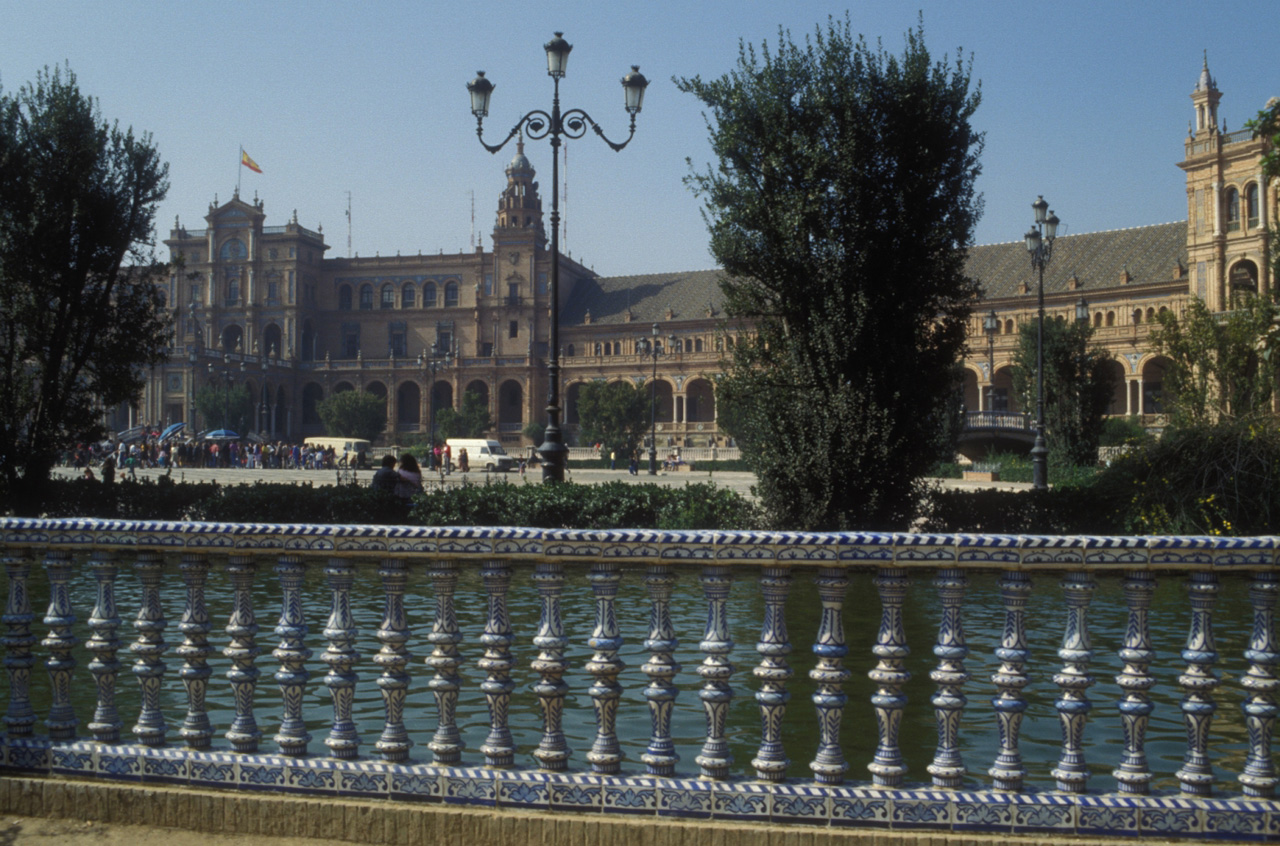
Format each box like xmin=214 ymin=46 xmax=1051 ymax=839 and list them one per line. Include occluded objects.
xmin=1 ymin=518 xmax=1278 ymax=838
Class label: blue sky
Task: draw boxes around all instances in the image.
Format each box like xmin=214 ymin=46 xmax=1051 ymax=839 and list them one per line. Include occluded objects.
xmin=1 ymin=0 xmax=1275 ymax=277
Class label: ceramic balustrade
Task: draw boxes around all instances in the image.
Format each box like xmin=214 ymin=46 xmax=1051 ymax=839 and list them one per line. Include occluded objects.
xmin=0 ymin=519 xmax=1276 ymax=839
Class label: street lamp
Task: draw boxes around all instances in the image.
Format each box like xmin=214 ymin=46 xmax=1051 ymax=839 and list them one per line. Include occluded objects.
xmin=418 ymin=341 xmax=454 ymax=472
xmin=469 ymin=33 xmax=648 ymax=483
xmin=983 ymin=309 xmax=999 ymax=410
xmin=257 ymin=342 xmax=270 ymax=439
xmin=1025 ymin=196 xmax=1061 ymax=491
xmin=637 ymin=324 xmax=677 ymax=475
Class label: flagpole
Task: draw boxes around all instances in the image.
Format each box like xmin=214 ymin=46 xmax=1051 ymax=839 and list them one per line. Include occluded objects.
xmin=237 ymin=146 xmax=243 ymax=197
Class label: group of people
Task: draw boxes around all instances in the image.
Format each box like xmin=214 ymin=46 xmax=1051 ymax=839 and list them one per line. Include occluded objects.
xmin=66 ymin=440 xmax=371 ymax=472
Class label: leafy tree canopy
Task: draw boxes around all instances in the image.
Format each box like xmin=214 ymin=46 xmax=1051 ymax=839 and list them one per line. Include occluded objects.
xmin=576 ymin=380 xmax=649 ymax=459
xmin=194 ymin=382 xmax=254 ymax=434
xmin=1150 ymin=295 xmax=1280 ymax=428
xmin=677 ymin=15 xmax=983 ymax=529
xmin=0 ymin=64 xmax=170 ymax=497
xmin=317 ymin=390 xmax=387 ymax=442
xmin=1010 ymin=317 xmax=1117 ymax=467
xmin=435 ymin=389 xmax=493 ymax=441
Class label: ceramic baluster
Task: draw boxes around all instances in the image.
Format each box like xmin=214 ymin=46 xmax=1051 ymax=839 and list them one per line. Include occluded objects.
xmin=989 ymin=571 xmax=1032 ymax=791
xmin=425 ymin=559 xmax=464 ymax=764
xmin=374 ymin=558 xmax=412 ymax=762
xmin=224 ymin=554 xmax=261 ymax=752
xmin=867 ymin=567 xmax=909 ymax=787
xmin=42 ymin=549 xmax=77 ymax=740
xmin=322 ymin=557 xmax=360 ymax=759
xmin=928 ymin=568 xmax=969 ymax=788
xmin=586 ymin=559 xmax=625 ymax=774
xmin=641 ymin=563 xmax=680 ymax=776
xmin=531 ymin=561 xmax=570 ymax=771
xmin=753 ymin=565 xmax=792 ymax=782
xmin=1176 ymin=571 xmax=1219 ymax=795
xmin=176 ymin=553 xmax=214 ymax=749
xmin=478 ymin=559 xmax=515 ymax=767
xmin=1051 ymin=571 xmax=1096 ymax=793
xmin=2 ymin=552 xmax=36 ymax=738
xmin=86 ymin=551 xmax=122 ymax=743
xmin=131 ymin=550 xmax=168 ymax=746
xmin=695 ymin=564 xmax=734 ymax=779
xmin=273 ymin=553 xmax=311 ymax=756
xmin=1114 ymin=570 xmax=1156 ymax=794
xmin=1240 ymin=571 xmax=1278 ymax=798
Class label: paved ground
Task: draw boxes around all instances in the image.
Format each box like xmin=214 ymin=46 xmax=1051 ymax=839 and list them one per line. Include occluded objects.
xmin=0 ymin=815 xmax=346 ymax=846
xmin=52 ymin=464 xmax=1033 ymax=503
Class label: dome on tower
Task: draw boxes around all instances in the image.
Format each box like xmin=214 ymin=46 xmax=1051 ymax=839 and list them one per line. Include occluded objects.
xmin=506 ymin=140 xmax=535 ymax=177
xmin=1196 ymin=54 xmax=1216 ymax=93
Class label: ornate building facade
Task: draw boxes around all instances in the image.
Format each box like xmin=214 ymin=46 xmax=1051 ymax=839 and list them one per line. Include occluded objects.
xmin=137 ymin=60 xmax=1272 ymax=448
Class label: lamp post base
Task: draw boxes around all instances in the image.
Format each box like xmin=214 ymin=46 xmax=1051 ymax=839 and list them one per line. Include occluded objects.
xmin=538 ymin=436 xmax=568 ymax=484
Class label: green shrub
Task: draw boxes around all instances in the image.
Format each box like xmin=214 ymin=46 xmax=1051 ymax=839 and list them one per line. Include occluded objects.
xmin=919 ymin=486 xmax=1120 ymax=534
xmin=6 ymin=474 xmax=220 ymax=520
xmin=1091 ymin=416 xmax=1280 ymax=534
xmin=1100 ymin=416 xmax=1153 ymax=447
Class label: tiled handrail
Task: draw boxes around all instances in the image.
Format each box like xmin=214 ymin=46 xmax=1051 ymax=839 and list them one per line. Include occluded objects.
xmin=1 ymin=518 xmax=1278 ymax=839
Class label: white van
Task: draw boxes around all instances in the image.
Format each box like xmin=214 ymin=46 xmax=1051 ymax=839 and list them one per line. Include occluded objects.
xmin=303 ymin=437 xmax=372 ymax=467
xmin=446 ymin=438 xmax=515 ymax=472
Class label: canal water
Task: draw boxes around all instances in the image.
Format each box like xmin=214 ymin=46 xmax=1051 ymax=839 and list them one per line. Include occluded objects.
xmin=4 ymin=559 xmax=1257 ymax=793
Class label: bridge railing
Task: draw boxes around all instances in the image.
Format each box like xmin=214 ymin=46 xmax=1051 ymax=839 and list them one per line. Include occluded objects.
xmin=963 ymin=411 xmax=1032 ymax=431
xmin=1 ymin=518 xmax=1277 ymax=838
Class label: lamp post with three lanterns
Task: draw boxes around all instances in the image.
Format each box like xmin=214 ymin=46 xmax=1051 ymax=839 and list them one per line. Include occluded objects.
xmin=1024 ymin=196 xmax=1061 ymax=491
xmin=468 ymin=32 xmax=648 ymax=483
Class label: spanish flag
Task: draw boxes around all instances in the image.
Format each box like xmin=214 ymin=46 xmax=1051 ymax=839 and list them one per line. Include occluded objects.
xmin=240 ymin=149 xmax=262 ymax=173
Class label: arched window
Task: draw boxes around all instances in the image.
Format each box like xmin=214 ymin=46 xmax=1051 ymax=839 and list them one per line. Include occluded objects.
xmin=1004 ymin=319 xmax=1014 ymax=334
xmin=1246 ymin=183 xmax=1260 ymax=229
xmin=380 ymin=284 xmax=395 ymax=309
xmin=1093 ymin=313 xmax=1102 ymax=328
xmin=338 ymin=285 xmax=352 ymax=311
xmin=225 ymin=274 xmax=240 ymax=306
xmin=1105 ymin=311 xmax=1115 ymax=327
xmin=566 ymin=344 xmax=575 ymax=357
xmin=444 ymin=281 xmax=459 ymax=307
xmin=1146 ymin=308 xmax=1156 ymax=322
xmin=423 ymin=282 xmax=437 ymax=308
xmin=359 ymin=284 xmax=373 ymax=310
xmin=402 ymin=283 xmax=416 ymax=308
xmin=695 ymin=338 xmax=704 ymax=352
xmin=1225 ymin=187 xmax=1241 ymax=231
xmin=1132 ymin=309 xmax=1142 ymax=325
xmin=594 ymin=343 xmax=602 ymax=356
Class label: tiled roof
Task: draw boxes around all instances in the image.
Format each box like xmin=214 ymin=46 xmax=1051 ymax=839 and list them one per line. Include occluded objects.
xmin=965 ymin=221 xmax=1187 ymax=300
xmin=562 ymin=269 xmax=726 ymax=326
xmin=561 ymin=221 xmax=1188 ymax=325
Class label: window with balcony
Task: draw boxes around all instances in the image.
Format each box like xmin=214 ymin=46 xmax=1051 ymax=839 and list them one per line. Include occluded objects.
xmin=381 ymin=284 xmax=395 ymax=309
xmin=424 ymin=283 xmax=437 ymax=308
xmin=359 ymin=284 xmax=373 ymax=310
xmin=1246 ymin=183 xmax=1260 ymax=230
xmin=444 ymin=281 xmax=459 ymax=308
xmin=1225 ymin=187 xmax=1240 ymax=232
xmin=338 ymin=285 xmax=352 ymax=311
xmin=402 ymin=284 xmax=416 ymax=308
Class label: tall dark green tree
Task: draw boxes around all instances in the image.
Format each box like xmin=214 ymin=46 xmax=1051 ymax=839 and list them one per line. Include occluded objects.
xmin=677 ymin=16 xmax=983 ymax=529
xmin=1248 ymin=100 xmax=1280 ymax=284
xmin=317 ymin=390 xmax=388 ymax=442
xmin=576 ymin=380 xmax=648 ymax=459
xmin=0 ymin=65 xmax=169 ymax=499
xmin=1010 ymin=318 xmax=1117 ymax=467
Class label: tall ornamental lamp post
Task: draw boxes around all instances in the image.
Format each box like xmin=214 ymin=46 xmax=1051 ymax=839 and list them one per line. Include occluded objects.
xmin=207 ymin=345 xmax=246 ymax=432
xmin=1075 ymin=296 xmax=1090 ymax=440
xmin=1024 ymin=196 xmax=1061 ymax=491
xmin=637 ymin=324 xmax=677 ymax=475
xmin=418 ymin=342 xmax=454 ymax=472
xmin=983 ymin=309 xmax=999 ymax=411
xmin=257 ymin=342 xmax=270 ymax=438
xmin=468 ymin=33 xmax=649 ymax=483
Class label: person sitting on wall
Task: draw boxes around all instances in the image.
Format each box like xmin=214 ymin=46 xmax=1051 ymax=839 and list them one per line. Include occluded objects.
xmin=372 ymin=454 xmax=399 ymax=493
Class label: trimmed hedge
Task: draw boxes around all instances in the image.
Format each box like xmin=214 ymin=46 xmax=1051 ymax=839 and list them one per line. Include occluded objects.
xmin=4 ymin=476 xmax=760 ymax=531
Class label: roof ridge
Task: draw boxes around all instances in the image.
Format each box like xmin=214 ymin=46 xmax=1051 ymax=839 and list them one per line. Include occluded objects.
xmin=972 ymin=220 xmax=1186 ymax=249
